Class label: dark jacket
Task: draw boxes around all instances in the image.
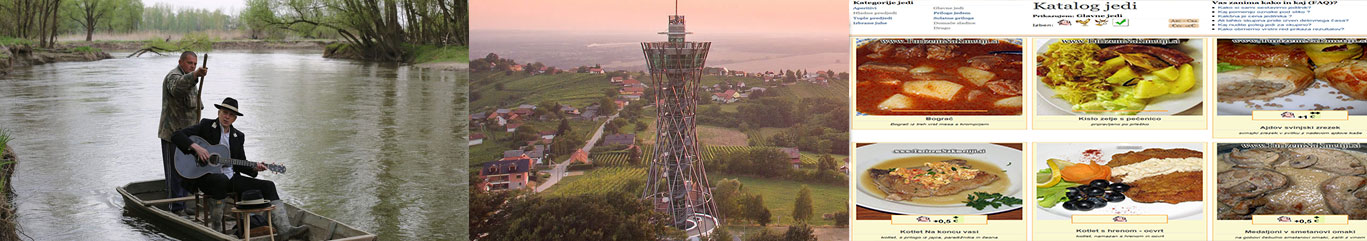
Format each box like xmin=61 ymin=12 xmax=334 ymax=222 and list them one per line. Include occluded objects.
xmin=170 ymin=118 xmax=257 ymax=178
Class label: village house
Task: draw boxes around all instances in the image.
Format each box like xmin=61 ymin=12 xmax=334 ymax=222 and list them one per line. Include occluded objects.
xmin=560 ymin=105 xmax=580 ymax=115
xmin=611 ymin=76 xmax=624 ymax=83
xmin=505 ymin=122 xmax=522 ymax=132
xmin=568 ymin=149 xmax=592 ymax=165
xmin=779 ymin=147 xmax=802 ymax=169
xmin=479 ymin=157 xmax=535 ymax=191
xmin=524 ymin=145 xmax=548 ymax=164
xmin=489 ymin=109 xmax=512 ymax=119
xmin=509 ymin=64 xmax=524 ymax=72
xmin=469 ymin=133 xmax=485 ymax=146
xmin=620 ymin=86 xmax=645 ymax=100
xmin=704 ymin=67 xmax=728 ymax=76
xmin=711 ymin=89 xmax=739 ymax=103
xmin=510 ymin=104 xmax=536 ymax=116
xmin=589 ymin=68 xmax=605 ymax=74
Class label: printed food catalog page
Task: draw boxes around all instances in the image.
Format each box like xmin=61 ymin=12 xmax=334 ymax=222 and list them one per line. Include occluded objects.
xmin=849 ymin=0 xmax=1367 ymax=241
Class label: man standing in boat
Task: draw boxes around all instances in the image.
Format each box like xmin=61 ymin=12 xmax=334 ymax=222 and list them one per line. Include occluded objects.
xmin=159 ymin=51 xmax=206 ymax=214
xmin=172 ymin=97 xmax=308 ymax=238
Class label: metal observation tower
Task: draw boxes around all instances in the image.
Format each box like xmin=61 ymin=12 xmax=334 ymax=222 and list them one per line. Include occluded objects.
xmin=640 ymin=4 xmax=720 ymax=238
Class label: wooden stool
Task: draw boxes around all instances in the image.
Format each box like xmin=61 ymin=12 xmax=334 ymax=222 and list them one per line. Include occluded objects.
xmin=231 ymin=205 xmax=276 ymax=241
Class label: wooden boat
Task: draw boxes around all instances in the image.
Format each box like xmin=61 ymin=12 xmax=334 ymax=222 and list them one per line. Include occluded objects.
xmin=118 ymin=179 xmax=376 ymax=241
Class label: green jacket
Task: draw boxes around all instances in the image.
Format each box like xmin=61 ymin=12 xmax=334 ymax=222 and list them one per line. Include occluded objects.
xmin=158 ymin=66 xmax=202 ymax=141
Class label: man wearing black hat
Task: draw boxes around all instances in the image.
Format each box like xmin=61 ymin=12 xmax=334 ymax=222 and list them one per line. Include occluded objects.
xmin=171 ymin=97 xmax=307 ymax=238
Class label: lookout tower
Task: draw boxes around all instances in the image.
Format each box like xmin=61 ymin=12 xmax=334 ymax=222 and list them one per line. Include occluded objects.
xmin=640 ymin=1 xmax=719 ymax=238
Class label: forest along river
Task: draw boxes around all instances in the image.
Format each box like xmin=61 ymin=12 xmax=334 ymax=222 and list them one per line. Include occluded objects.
xmin=0 ymin=50 xmax=468 ymax=240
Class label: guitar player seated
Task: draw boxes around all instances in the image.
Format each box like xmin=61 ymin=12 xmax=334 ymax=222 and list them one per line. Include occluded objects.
xmin=171 ymin=97 xmax=308 ymax=238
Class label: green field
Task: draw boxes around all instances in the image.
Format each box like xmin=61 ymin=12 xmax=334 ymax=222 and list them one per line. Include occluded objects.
xmin=541 ymin=166 xmax=646 ymax=196
xmin=470 ymin=72 xmax=619 ymax=112
xmin=546 ymin=145 xmax=848 ymax=226
xmin=708 ymin=174 xmax=848 ymax=226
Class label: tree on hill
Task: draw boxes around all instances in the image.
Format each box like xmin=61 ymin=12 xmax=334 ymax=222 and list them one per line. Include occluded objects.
xmin=476 ymin=192 xmax=685 ymax=241
xmin=817 ymin=154 xmax=838 ymax=172
xmin=826 ymin=210 xmax=849 ymax=227
xmin=793 ymin=185 xmax=814 ymax=223
xmin=633 ymin=120 xmax=647 ymax=133
xmin=627 ymin=145 xmax=643 ymax=165
xmin=713 ymin=178 xmax=744 ymax=221
xmin=537 ymin=101 xmax=558 ymax=119
xmin=597 ymin=97 xmax=618 ymax=116
xmin=743 ymin=194 xmax=772 ymax=226
xmin=509 ymin=125 xmax=538 ymax=148
xmin=469 ymin=175 xmax=521 ymax=238
xmin=603 ymin=88 xmax=619 ymax=98
xmin=556 ymin=118 xmax=572 ymax=136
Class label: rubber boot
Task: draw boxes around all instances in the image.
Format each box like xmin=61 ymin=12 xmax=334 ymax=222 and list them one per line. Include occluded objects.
xmin=270 ymin=200 xmax=308 ymax=240
xmin=208 ymin=198 xmax=226 ymax=233
xmin=183 ymin=199 xmax=198 ymax=216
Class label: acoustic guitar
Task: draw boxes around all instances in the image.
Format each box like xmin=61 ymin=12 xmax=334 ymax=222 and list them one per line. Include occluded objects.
xmin=173 ymin=136 xmax=286 ymax=179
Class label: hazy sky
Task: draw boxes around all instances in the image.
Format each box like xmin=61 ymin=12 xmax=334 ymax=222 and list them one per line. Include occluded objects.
xmin=472 ymin=0 xmax=847 ymax=35
xmin=141 ymin=0 xmax=245 ymax=12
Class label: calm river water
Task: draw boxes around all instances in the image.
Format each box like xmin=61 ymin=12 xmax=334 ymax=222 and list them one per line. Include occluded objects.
xmin=0 ymin=50 xmax=467 ymax=240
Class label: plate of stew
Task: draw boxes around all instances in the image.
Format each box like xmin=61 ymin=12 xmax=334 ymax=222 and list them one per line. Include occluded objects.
xmin=855 ymin=38 xmax=1025 ymax=116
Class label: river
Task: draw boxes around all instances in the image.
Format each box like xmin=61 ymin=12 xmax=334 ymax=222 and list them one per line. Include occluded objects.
xmin=0 ymin=50 xmax=468 ymax=240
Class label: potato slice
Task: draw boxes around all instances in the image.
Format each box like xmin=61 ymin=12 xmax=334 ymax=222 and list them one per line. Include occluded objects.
xmin=878 ymin=94 xmax=916 ymax=110
xmin=957 ymin=67 xmax=996 ymax=86
xmin=994 ymin=96 xmax=1023 ymax=109
xmin=903 ymin=80 xmax=963 ymax=101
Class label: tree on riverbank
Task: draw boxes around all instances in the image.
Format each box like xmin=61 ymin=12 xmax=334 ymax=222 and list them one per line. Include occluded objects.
xmin=67 ymin=0 xmax=142 ymax=41
xmin=246 ymin=0 xmax=468 ymax=62
xmin=1 ymin=0 xmax=64 ymax=48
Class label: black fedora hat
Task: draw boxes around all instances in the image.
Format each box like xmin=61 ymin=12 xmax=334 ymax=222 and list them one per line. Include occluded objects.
xmin=236 ymin=190 xmax=271 ymax=210
xmin=214 ymin=97 xmax=244 ymax=116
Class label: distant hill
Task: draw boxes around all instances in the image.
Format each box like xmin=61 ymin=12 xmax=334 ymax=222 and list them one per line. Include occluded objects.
xmin=471 ymin=71 xmax=848 ymax=112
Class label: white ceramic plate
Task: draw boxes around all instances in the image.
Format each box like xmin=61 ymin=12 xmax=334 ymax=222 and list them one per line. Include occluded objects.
xmin=1035 ymin=39 xmax=1205 ymax=115
xmin=855 ymin=143 xmax=1024 ymax=215
xmin=1034 ymin=143 xmax=1205 ymax=220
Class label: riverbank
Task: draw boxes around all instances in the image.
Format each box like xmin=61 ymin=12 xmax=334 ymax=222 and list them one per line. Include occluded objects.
xmin=325 ymin=42 xmax=469 ymax=70
xmin=75 ymin=39 xmax=329 ymax=51
xmin=1 ymin=135 xmax=18 ymax=241
xmin=410 ymin=45 xmax=469 ymax=71
xmin=0 ymin=41 xmax=112 ymax=76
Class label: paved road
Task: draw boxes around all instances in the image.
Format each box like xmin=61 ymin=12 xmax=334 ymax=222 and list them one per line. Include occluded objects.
xmin=535 ymin=114 xmax=617 ymax=192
